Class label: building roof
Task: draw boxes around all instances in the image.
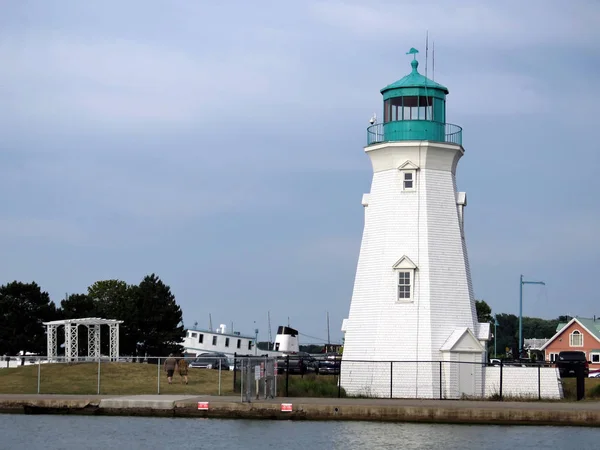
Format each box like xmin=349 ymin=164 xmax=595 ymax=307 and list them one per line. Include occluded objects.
xmin=524 ymin=338 xmax=550 ymax=350
xmin=440 ymin=327 xmax=484 ymax=352
xmin=541 ymin=317 xmax=600 ymax=350
xmin=43 ymin=317 xmax=123 ymax=326
xmin=381 ymin=59 xmax=449 ymax=95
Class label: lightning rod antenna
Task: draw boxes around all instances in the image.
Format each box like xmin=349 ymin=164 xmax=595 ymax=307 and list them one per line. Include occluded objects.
xmin=432 ymin=41 xmax=435 ymax=81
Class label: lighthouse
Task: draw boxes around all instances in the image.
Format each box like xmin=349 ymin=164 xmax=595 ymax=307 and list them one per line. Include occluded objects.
xmin=341 ymin=49 xmax=490 ymax=399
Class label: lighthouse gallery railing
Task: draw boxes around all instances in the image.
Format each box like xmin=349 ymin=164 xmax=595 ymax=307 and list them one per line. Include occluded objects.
xmin=366 ymin=121 xmax=462 ymax=146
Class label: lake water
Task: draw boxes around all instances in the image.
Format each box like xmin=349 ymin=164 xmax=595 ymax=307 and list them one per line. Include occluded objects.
xmin=0 ymin=414 xmax=597 ymax=449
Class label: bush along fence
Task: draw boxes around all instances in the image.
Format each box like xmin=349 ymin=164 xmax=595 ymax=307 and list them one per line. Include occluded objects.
xmin=3 ymin=355 xmax=595 ymax=400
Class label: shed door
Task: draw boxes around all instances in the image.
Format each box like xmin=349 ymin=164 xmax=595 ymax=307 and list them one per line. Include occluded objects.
xmin=458 ymin=353 xmax=475 ymax=396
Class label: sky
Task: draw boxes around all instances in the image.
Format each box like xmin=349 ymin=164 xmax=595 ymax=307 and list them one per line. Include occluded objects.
xmin=1 ymin=0 xmax=599 ymax=346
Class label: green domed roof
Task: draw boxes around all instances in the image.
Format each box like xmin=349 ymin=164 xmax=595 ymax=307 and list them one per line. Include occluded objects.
xmin=381 ymin=58 xmax=449 ymax=95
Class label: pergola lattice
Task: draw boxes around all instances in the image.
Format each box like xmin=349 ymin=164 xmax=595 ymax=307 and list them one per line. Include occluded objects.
xmin=43 ymin=317 xmax=123 ymax=361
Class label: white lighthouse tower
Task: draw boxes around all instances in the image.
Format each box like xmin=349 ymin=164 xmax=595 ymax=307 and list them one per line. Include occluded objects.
xmin=341 ymin=49 xmax=490 ymax=399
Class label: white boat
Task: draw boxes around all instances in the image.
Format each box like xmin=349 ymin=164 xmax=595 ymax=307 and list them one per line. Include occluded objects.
xmin=182 ymin=324 xmax=301 ymax=358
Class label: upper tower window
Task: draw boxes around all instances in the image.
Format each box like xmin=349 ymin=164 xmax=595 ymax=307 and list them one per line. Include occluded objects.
xmin=398 ymin=161 xmax=418 ymax=192
xmin=403 ymin=172 xmax=414 ymax=190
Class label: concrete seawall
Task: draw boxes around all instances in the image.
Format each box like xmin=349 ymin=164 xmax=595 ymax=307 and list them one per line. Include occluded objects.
xmin=1 ymin=395 xmax=599 ymax=427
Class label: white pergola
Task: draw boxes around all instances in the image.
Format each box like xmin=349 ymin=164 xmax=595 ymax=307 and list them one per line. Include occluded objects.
xmin=43 ymin=317 xmax=124 ymax=361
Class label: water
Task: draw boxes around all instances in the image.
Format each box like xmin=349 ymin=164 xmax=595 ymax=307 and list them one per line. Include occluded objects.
xmin=0 ymin=415 xmax=597 ymax=449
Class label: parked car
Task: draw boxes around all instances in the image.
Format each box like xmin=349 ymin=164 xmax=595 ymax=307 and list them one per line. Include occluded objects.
xmin=189 ymin=353 xmax=230 ymax=370
xmin=555 ymin=351 xmax=589 ymax=378
xmin=588 ymin=370 xmax=600 ymax=378
xmin=276 ymin=352 xmax=317 ymax=375
xmin=316 ymin=353 xmax=341 ymax=375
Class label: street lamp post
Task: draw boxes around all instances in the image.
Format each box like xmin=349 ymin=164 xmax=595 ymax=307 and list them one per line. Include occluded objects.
xmin=519 ymin=274 xmax=545 ymax=357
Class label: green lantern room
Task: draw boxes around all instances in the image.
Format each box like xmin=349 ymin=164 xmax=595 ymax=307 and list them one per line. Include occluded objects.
xmin=367 ymin=48 xmax=462 ymax=146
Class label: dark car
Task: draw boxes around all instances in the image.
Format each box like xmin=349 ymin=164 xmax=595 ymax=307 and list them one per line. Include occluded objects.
xmin=556 ymin=351 xmax=589 ymax=378
xmin=189 ymin=353 xmax=230 ymax=370
xmin=316 ymin=353 xmax=341 ymax=375
xmin=276 ymin=352 xmax=317 ymax=375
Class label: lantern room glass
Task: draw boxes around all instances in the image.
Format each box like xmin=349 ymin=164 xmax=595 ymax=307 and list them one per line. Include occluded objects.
xmin=384 ymin=96 xmax=445 ymax=123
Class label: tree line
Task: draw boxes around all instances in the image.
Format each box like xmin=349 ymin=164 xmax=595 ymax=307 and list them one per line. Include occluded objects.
xmin=0 ymin=274 xmax=184 ymax=357
xmin=0 ymin=280 xmax=567 ymax=360
xmin=476 ymin=299 xmax=569 ymax=358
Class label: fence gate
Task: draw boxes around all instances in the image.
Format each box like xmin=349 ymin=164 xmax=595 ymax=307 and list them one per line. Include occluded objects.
xmin=240 ymin=357 xmax=276 ymax=402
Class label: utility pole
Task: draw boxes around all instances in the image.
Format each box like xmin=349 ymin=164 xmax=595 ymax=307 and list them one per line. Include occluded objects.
xmin=267 ymin=311 xmax=273 ymax=351
xmin=327 ymin=311 xmax=331 ymax=346
xmin=254 ymin=328 xmax=259 ymax=356
xmin=519 ymin=274 xmax=545 ymax=357
xmin=494 ymin=315 xmax=499 ymax=358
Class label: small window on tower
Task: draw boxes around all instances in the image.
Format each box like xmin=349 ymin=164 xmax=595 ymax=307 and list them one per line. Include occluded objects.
xmin=398 ymin=271 xmax=411 ymax=300
xmin=403 ymin=172 xmax=414 ymax=190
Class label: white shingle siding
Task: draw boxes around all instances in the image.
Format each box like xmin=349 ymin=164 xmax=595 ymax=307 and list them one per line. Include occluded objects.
xmin=341 ymin=141 xmax=483 ymax=398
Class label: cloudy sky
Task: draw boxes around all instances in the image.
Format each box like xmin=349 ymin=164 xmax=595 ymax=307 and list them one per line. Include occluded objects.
xmin=1 ymin=0 xmax=599 ymax=345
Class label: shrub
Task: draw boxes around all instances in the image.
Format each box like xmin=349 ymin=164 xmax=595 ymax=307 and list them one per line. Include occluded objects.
xmin=278 ymin=374 xmax=346 ymax=398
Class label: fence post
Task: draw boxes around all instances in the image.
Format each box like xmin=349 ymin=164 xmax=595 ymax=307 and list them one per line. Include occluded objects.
xmin=218 ymin=358 xmax=222 ymax=396
xmin=97 ymin=358 xmax=101 ymax=395
xmin=264 ymin=355 xmax=268 ymax=399
xmin=499 ymin=360 xmax=503 ymax=400
xmin=240 ymin=359 xmax=244 ymax=402
xmin=538 ymin=364 xmax=541 ymax=400
xmin=157 ymin=357 xmax=161 ymax=395
xmin=285 ymin=355 xmax=290 ymax=397
xmin=390 ymin=361 xmax=393 ymax=399
xmin=439 ymin=361 xmax=443 ymax=399
xmin=233 ymin=353 xmax=237 ymax=393
xmin=337 ymin=358 xmax=342 ymax=399
xmin=37 ymin=358 xmax=41 ymax=394
xmin=274 ymin=358 xmax=278 ymax=398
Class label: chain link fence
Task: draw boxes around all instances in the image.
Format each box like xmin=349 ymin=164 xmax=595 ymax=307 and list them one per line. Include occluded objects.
xmin=1 ymin=354 xmax=565 ymax=400
xmin=235 ymin=356 xmax=276 ymax=402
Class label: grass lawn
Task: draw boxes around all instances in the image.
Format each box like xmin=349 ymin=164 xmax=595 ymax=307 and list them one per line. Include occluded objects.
xmin=0 ymin=362 xmax=236 ymax=395
xmin=561 ymin=377 xmax=600 ymax=400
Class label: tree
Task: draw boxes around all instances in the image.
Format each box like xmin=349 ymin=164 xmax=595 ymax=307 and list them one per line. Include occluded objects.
xmin=86 ymin=280 xmax=138 ymax=355
xmin=87 ymin=280 xmax=133 ymax=320
xmin=0 ymin=281 xmax=57 ymax=355
xmin=522 ymin=317 xmax=559 ymax=340
xmin=83 ymin=276 xmax=185 ymax=357
xmin=494 ymin=313 xmax=519 ymax=357
xmin=60 ymin=293 xmax=96 ymax=319
xmin=132 ymin=274 xmax=185 ymax=357
xmin=475 ymin=299 xmax=493 ymax=323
